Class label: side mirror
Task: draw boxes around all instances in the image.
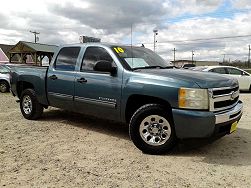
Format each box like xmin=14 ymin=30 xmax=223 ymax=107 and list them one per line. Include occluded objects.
xmin=241 ymin=71 xmax=249 ymax=76
xmin=94 ymin=60 xmax=117 ymax=74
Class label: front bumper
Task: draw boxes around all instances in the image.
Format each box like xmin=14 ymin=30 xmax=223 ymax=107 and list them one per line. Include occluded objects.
xmin=172 ymin=101 xmax=243 ymax=139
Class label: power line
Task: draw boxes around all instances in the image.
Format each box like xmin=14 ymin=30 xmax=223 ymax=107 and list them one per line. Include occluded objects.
xmin=135 ymin=34 xmax=251 ymax=45
xmin=143 ymin=39 xmax=249 ymax=47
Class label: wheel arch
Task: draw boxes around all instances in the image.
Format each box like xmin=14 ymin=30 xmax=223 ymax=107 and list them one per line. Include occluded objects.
xmin=17 ymin=81 xmax=34 ymax=98
xmin=125 ymin=94 xmax=173 ymax=123
xmin=0 ymin=79 xmax=9 ymax=85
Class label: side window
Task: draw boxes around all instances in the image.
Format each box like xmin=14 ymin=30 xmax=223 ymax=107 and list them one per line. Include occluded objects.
xmin=228 ymin=68 xmax=242 ymax=75
xmin=0 ymin=66 xmax=9 ymax=73
xmin=81 ymin=47 xmax=114 ymax=71
xmin=55 ymin=47 xmax=80 ymax=71
xmin=211 ymin=68 xmax=227 ymax=74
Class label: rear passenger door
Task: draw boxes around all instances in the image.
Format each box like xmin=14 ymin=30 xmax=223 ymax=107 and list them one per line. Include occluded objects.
xmin=226 ymin=68 xmax=248 ymax=90
xmin=47 ymin=47 xmax=80 ymax=109
xmin=210 ymin=67 xmax=228 ymax=75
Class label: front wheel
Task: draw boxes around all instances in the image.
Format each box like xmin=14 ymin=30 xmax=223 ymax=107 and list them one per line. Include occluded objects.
xmin=20 ymin=89 xmax=44 ymax=120
xmin=129 ymin=104 xmax=176 ymax=154
xmin=0 ymin=81 xmax=9 ymax=93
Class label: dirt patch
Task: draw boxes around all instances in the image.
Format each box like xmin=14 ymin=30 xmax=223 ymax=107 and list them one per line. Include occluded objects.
xmin=0 ymin=93 xmax=251 ymax=187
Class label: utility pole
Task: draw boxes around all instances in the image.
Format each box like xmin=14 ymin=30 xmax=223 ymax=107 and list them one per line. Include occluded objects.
xmin=30 ymin=30 xmax=40 ymax=43
xmin=130 ymin=24 xmax=133 ymax=47
xmin=248 ymin=45 xmax=250 ymax=68
xmin=223 ymin=54 xmax=226 ymax=63
xmin=153 ymin=29 xmax=158 ymax=52
xmin=192 ymin=50 xmax=195 ymax=64
xmin=172 ymin=48 xmax=176 ymax=64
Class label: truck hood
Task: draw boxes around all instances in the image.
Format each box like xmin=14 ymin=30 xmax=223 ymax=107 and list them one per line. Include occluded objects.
xmin=136 ymin=68 xmax=238 ymax=88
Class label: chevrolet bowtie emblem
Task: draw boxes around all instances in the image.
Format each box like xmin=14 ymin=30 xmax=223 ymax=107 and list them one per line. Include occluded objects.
xmin=230 ymin=91 xmax=237 ymax=100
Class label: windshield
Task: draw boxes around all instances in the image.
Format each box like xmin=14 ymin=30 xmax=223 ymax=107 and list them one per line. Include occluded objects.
xmin=190 ymin=66 xmax=208 ymax=71
xmin=111 ymin=46 xmax=172 ymax=70
xmin=0 ymin=65 xmax=10 ymax=74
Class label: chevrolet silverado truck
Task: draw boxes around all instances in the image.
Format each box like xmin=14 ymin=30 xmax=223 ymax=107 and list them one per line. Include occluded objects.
xmin=10 ymin=43 xmax=243 ymax=154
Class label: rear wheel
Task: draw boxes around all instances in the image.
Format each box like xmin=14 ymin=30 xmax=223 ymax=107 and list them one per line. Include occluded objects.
xmin=249 ymin=84 xmax=251 ymax=93
xmin=0 ymin=81 xmax=9 ymax=93
xmin=129 ymin=104 xmax=176 ymax=154
xmin=20 ymin=89 xmax=43 ymax=120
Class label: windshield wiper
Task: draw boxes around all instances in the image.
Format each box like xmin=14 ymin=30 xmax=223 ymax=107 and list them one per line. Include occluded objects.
xmin=132 ymin=65 xmax=174 ymax=70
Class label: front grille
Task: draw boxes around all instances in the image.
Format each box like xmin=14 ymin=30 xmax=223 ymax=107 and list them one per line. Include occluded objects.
xmin=214 ymin=96 xmax=239 ymax=109
xmin=209 ymin=86 xmax=239 ymax=112
xmin=213 ymin=86 xmax=239 ymax=96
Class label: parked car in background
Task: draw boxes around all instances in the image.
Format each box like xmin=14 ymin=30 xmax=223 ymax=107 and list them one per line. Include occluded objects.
xmin=191 ymin=66 xmax=251 ymax=92
xmin=0 ymin=64 xmax=11 ymax=93
xmin=181 ymin=63 xmax=196 ymax=69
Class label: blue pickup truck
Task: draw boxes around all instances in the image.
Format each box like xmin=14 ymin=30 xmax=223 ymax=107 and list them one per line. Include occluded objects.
xmin=10 ymin=43 xmax=243 ymax=154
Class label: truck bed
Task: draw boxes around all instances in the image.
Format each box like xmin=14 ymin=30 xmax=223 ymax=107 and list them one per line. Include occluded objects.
xmin=10 ymin=65 xmax=49 ymax=106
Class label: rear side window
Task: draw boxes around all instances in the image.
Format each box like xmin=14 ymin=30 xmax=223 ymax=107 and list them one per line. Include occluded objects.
xmin=227 ymin=68 xmax=242 ymax=75
xmin=55 ymin=47 xmax=80 ymax=71
xmin=211 ymin=68 xmax=227 ymax=74
xmin=81 ymin=47 xmax=113 ymax=71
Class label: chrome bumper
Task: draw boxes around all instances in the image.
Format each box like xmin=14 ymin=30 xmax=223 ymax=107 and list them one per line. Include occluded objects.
xmin=215 ymin=101 xmax=243 ymax=124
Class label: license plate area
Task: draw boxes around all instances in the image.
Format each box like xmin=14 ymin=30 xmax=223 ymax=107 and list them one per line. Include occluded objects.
xmin=230 ymin=121 xmax=238 ymax=133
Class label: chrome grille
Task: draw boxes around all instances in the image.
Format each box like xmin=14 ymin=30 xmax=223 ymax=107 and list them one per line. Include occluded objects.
xmin=208 ymin=86 xmax=239 ymax=112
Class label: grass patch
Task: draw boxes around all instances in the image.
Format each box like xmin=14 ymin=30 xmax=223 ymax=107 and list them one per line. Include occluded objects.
xmin=244 ymin=69 xmax=251 ymax=74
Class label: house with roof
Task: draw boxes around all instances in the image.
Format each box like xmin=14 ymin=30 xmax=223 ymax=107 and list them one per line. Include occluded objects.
xmin=0 ymin=41 xmax=58 ymax=66
xmin=0 ymin=44 xmax=20 ymax=64
xmin=8 ymin=41 xmax=58 ymax=66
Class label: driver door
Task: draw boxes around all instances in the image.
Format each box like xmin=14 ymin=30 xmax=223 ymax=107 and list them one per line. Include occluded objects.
xmin=74 ymin=46 xmax=122 ymax=121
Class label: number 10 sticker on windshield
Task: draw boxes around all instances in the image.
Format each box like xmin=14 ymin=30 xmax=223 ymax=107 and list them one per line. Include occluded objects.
xmin=114 ymin=47 xmax=124 ymax=53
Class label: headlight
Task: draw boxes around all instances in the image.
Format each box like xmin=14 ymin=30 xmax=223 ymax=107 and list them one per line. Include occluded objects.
xmin=179 ymin=88 xmax=209 ymax=110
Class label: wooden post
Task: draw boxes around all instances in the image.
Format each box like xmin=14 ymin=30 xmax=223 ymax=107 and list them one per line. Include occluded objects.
xmin=35 ymin=52 xmax=37 ymax=66
xmin=49 ymin=55 xmax=52 ymax=64
xmin=21 ymin=53 xmax=24 ymax=64
xmin=9 ymin=54 xmax=12 ymax=63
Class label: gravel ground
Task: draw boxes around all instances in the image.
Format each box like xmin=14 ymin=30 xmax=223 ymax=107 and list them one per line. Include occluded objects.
xmin=0 ymin=93 xmax=251 ymax=187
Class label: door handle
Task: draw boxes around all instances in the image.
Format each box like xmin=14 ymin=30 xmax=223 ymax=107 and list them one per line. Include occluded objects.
xmin=49 ymin=75 xmax=58 ymax=80
xmin=77 ymin=77 xmax=87 ymax=83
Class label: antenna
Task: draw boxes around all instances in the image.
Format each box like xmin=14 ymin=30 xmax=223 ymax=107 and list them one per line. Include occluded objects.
xmin=130 ymin=23 xmax=133 ymax=47
xmin=130 ymin=23 xmax=134 ymax=68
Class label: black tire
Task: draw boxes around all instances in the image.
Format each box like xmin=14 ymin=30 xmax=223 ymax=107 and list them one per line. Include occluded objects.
xmin=0 ymin=81 xmax=9 ymax=93
xmin=129 ymin=104 xmax=176 ymax=155
xmin=20 ymin=89 xmax=43 ymax=120
xmin=249 ymin=85 xmax=251 ymax=93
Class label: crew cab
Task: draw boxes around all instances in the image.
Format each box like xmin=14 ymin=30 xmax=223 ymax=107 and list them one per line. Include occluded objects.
xmin=10 ymin=43 xmax=243 ymax=154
